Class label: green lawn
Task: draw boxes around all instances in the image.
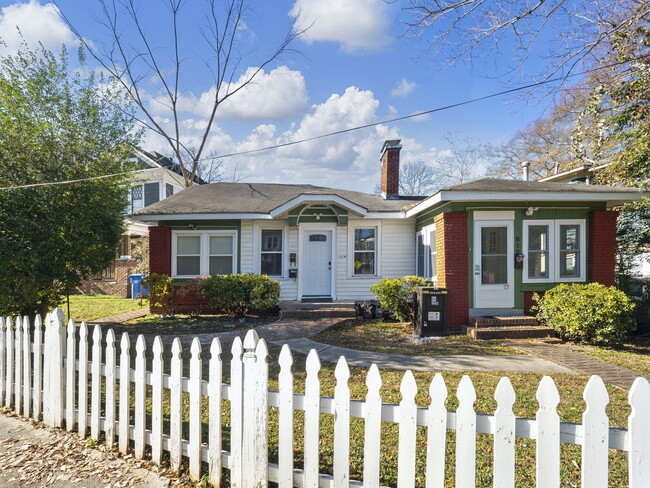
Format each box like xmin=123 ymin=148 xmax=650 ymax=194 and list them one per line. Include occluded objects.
xmin=115 ymin=313 xmax=271 ymax=335
xmin=311 ymin=319 xmax=521 ymax=356
xmin=67 ymin=294 xmax=148 ymax=322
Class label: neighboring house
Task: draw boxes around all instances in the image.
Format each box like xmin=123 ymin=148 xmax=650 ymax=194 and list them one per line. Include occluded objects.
xmin=133 ymin=140 xmax=646 ymax=332
xmin=77 ymin=150 xmax=196 ymax=297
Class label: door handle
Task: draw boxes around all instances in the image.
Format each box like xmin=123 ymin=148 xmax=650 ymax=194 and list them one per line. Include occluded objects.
xmin=328 ymin=261 xmax=332 ymax=270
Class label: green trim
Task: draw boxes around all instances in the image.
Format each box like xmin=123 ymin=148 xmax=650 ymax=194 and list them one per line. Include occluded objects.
xmin=521 ymin=281 xmax=587 ymax=292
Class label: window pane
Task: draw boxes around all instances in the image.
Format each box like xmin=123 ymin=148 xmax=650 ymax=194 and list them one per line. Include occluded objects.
xmin=177 ymin=256 xmax=200 ymax=275
xmin=429 ymin=229 xmax=436 ymax=278
xmin=481 ymin=256 xmax=507 ymax=284
xmin=355 ymin=228 xmax=375 ymax=251
xmin=177 ymin=236 xmax=200 ymax=255
xmin=262 ymin=230 xmax=282 ymax=252
xmin=560 ymin=225 xmax=580 ymax=250
xmin=261 ymin=253 xmax=282 ymax=276
xmin=528 ymin=251 xmax=549 ymax=279
xmin=560 ymin=251 xmax=580 ymax=277
xmin=354 ymin=251 xmax=375 ymax=274
xmin=210 ymin=235 xmax=233 ymax=254
xmin=416 ymin=234 xmax=425 ymax=277
xmin=210 ymin=256 xmax=233 ymax=275
xmin=529 ymin=225 xmax=549 ymax=250
xmin=481 ymin=227 xmax=507 ymax=254
xmin=309 ymin=234 xmax=326 ymax=242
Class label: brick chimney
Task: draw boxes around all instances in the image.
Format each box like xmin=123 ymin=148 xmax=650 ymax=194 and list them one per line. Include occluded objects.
xmin=380 ymin=139 xmax=401 ymax=199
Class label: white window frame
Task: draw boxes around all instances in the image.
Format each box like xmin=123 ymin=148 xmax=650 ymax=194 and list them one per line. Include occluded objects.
xmin=348 ymin=221 xmax=381 ymax=277
xmin=172 ymin=230 xmax=238 ymax=278
xmin=254 ymin=223 xmax=287 ymax=279
xmin=416 ymin=224 xmax=437 ymax=283
xmin=523 ymin=219 xmax=586 ymax=283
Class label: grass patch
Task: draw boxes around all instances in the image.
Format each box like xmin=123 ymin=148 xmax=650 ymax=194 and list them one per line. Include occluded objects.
xmin=563 ymin=336 xmax=650 ymax=375
xmin=311 ymin=319 xmax=521 ymax=356
xmin=67 ymin=294 xmax=148 ymax=322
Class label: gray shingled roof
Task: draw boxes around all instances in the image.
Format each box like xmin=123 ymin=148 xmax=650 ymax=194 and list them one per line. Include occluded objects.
xmin=133 ymin=182 xmax=423 ymax=216
xmin=440 ymin=178 xmax=643 ymax=193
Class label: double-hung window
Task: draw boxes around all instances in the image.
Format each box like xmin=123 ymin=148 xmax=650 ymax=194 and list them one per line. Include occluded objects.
xmin=260 ymin=229 xmax=283 ymax=277
xmin=173 ymin=231 xmax=237 ymax=277
xmin=353 ymin=227 xmax=376 ymax=275
xmin=416 ymin=225 xmax=437 ymax=282
xmin=523 ymin=220 xmax=585 ymax=282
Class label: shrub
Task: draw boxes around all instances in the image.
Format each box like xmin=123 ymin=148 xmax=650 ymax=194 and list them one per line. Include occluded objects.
xmin=201 ymin=274 xmax=280 ymax=316
xmin=142 ymin=273 xmax=174 ymax=316
xmin=175 ymin=276 xmax=209 ymax=317
xmin=370 ymin=275 xmax=428 ymax=322
xmin=533 ymin=283 xmax=635 ymax=345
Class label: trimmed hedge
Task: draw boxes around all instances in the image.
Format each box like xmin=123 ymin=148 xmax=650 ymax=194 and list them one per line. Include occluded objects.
xmin=201 ymin=274 xmax=280 ymax=316
xmin=370 ymin=275 xmax=429 ymax=322
xmin=533 ymin=283 xmax=635 ymax=345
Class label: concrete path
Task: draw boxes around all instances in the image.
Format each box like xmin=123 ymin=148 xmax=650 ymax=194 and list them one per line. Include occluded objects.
xmin=89 ymin=307 xmax=149 ymax=325
xmin=506 ymin=340 xmax=649 ymax=389
xmin=0 ymin=414 xmax=170 ymax=488
xmin=276 ymin=337 xmax=575 ymax=373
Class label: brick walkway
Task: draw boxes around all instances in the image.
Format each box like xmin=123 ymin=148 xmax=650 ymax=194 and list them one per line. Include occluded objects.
xmin=89 ymin=307 xmax=149 ymax=325
xmin=505 ymin=340 xmax=648 ymax=390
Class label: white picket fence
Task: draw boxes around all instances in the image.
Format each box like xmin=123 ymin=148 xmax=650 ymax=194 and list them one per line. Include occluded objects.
xmin=1 ymin=307 xmax=650 ymax=487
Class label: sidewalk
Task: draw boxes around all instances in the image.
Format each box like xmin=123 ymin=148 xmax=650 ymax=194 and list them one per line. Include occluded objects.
xmin=89 ymin=307 xmax=149 ymax=325
xmin=0 ymin=414 xmax=170 ymax=488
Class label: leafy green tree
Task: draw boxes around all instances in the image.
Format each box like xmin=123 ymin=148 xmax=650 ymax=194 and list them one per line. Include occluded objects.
xmin=0 ymin=44 xmax=141 ymax=318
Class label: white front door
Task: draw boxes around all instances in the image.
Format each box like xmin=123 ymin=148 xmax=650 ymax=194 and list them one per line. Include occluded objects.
xmin=473 ymin=220 xmax=514 ymax=308
xmin=302 ymin=231 xmax=332 ymax=297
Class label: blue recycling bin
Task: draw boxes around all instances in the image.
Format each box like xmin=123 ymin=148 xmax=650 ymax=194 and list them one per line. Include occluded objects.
xmin=129 ymin=273 xmax=149 ymax=298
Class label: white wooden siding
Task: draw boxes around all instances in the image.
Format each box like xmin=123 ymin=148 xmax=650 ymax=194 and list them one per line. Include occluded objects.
xmin=240 ymin=220 xmax=254 ymax=274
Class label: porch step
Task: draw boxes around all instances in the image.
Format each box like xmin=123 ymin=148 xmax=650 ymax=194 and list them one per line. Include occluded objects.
xmin=470 ymin=315 xmax=539 ymax=328
xmin=465 ymin=325 xmax=555 ymax=340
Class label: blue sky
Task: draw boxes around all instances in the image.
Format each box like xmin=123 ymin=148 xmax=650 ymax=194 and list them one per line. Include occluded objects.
xmin=0 ymin=0 xmax=557 ymax=191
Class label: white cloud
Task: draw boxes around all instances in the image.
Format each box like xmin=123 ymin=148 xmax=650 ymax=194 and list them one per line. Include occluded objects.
xmin=0 ymin=1 xmax=77 ymax=56
xmin=148 ymin=66 xmax=308 ymax=121
xmin=289 ymin=0 xmax=391 ymax=52
xmin=391 ymin=78 xmax=417 ymax=98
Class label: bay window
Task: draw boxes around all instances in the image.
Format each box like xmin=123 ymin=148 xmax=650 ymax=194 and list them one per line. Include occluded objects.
xmin=173 ymin=231 xmax=237 ymax=277
xmin=523 ymin=220 xmax=585 ymax=282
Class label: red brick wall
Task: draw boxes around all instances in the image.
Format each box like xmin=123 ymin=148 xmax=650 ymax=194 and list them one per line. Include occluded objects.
xmin=589 ymin=210 xmax=618 ymax=286
xmin=77 ymin=259 xmax=136 ymax=297
xmin=150 ymin=226 xmax=172 ymax=276
xmin=380 ymin=144 xmax=401 ymax=196
xmin=523 ymin=291 xmax=544 ymax=315
xmin=435 ymin=211 xmax=469 ymax=333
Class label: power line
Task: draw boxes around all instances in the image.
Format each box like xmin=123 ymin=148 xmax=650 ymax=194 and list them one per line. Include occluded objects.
xmin=0 ymin=170 xmax=141 ymax=191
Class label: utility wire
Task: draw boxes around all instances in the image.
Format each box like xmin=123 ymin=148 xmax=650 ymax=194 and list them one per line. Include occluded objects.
xmin=1 ymin=52 xmax=647 ymax=191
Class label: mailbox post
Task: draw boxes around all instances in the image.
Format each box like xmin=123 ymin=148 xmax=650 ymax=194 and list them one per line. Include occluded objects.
xmin=413 ymin=287 xmax=448 ymax=337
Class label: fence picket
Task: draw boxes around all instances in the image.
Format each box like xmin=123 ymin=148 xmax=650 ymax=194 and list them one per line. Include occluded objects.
xmin=278 ymin=344 xmax=294 ymax=488
xmin=105 ymin=329 xmax=117 ymax=448
xmin=536 ymin=376 xmax=560 ymax=488
xmin=363 ymin=364 xmax=382 ymax=488
xmin=582 ymin=375 xmax=609 ymax=488
xmin=32 ymin=314 xmax=42 ymax=420
xmin=189 ymin=338 xmax=203 ymax=481
xmin=456 ymin=375 xmax=477 ymax=488
xmin=170 ymin=338 xmax=183 ymax=473
xmin=22 ymin=316 xmax=31 ymax=418
xmin=5 ymin=317 xmax=13 ymax=408
xmin=91 ymin=325 xmax=103 ymax=440
xmin=333 ymin=356 xmax=351 ymax=488
xmin=304 ymin=349 xmax=321 ymax=488
xmin=494 ymin=377 xmax=516 ymax=488
xmin=628 ymin=377 xmax=650 ymax=487
xmin=0 ymin=318 xmax=4 ymax=407
xmin=66 ymin=319 xmax=77 ymax=430
xmin=118 ymin=332 xmax=131 ymax=454
xmin=14 ymin=316 xmax=22 ymax=415
xmin=78 ymin=321 xmax=89 ymax=438
xmin=398 ymin=370 xmax=418 ymax=488
xmin=242 ymin=331 xmax=260 ymax=488
xmin=134 ymin=335 xmax=147 ymax=459
xmin=151 ymin=336 xmax=164 ymax=465
xmin=254 ymin=339 xmax=269 ymax=488
xmin=426 ymin=373 xmax=447 ymax=488
xmin=208 ymin=338 xmax=223 ymax=487
xmin=48 ymin=309 xmax=66 ymax=428
xmin=230 ymin=337 xmax=244 ymax=488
